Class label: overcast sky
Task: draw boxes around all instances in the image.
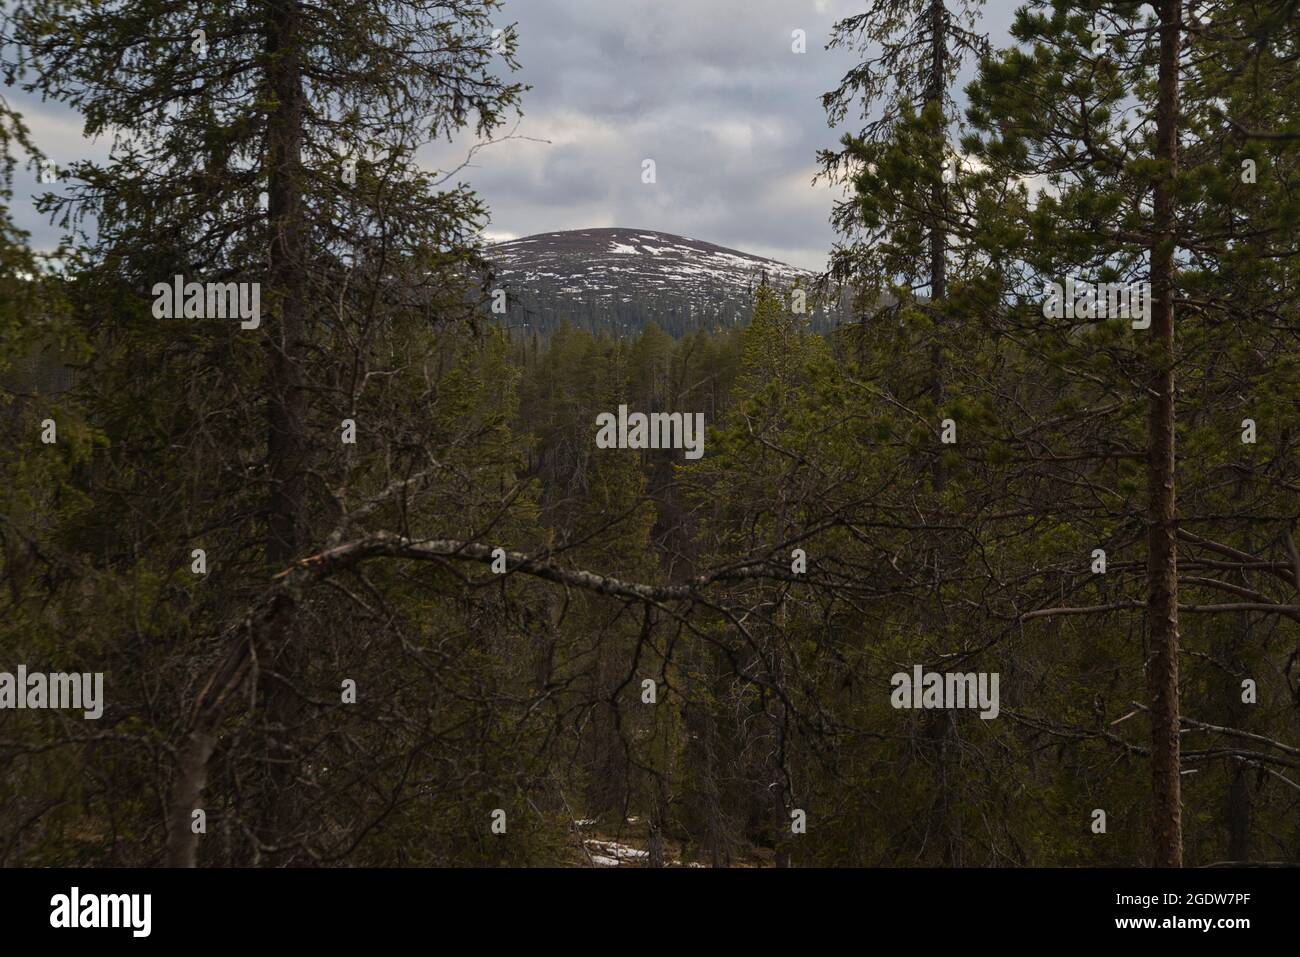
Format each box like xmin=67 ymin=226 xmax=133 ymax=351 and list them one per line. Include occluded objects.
xmin=7 ymin=0 xmax=1017 ymax=272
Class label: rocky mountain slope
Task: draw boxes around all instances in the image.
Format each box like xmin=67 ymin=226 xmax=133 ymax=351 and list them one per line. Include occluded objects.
xmin=486 ymin=228 xmax=843 ymax=336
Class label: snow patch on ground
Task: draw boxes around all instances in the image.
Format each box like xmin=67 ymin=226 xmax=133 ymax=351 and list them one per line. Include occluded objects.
xmin=584 ymin=839 xmax=651 ymax=866
xmin=582 ymin=836 xmax=702 ymax=868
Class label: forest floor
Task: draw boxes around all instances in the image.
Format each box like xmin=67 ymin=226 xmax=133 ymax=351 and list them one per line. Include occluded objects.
xmin=568 ymin=817 xmax=771 ymax=867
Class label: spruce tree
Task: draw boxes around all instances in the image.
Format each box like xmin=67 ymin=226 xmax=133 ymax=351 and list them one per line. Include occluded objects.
xmin=3 ymin=0 xmax=524 ymax=864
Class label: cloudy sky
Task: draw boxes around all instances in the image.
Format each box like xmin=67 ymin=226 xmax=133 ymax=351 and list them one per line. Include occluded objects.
xmin=7 ymin=0 xmax=1017 ymax=272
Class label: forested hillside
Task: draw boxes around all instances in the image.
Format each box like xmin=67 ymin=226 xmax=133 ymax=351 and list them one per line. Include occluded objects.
xmin=0 ymin=0 xmax=1297 ymax=871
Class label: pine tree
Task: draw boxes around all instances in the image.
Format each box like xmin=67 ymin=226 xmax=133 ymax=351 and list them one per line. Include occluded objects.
xmin=965 ymin=0 xmax=1300 ymax=865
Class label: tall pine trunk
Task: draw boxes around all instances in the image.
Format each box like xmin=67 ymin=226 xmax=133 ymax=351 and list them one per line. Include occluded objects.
xmin=266 ymin=2 xmax=308 ymax=568
xmin=927 ymin=0 xmax=947 ymax=494
xmin=260 ymin=0 xmax=310 ymax=860
xmin=1145 ymin=0 xmax=1183 ymax=868
xmin=921 ymin=1 xmax=957 ymax=864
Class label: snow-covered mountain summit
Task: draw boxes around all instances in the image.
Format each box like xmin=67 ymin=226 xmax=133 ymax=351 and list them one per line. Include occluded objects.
xmin=490 ymin=227 xmax=809 ymax=298
xmin=486 ymin=228 xmax=834 ymax=336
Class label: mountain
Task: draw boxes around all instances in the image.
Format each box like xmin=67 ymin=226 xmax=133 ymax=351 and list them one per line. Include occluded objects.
xmin=486 ymin=228 xmax=846 ymax=337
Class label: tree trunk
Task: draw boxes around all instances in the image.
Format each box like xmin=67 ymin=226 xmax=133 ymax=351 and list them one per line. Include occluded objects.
xmin=927 ymin=0 xmax=947 ymax=493
xmin=165 ymin=727 xmax=217 ymax=867
xmin=1145 ymin=0 xmax=1183 ymax=869
xmin=266 ymin=1 xmax=308 ymax=568
xmin=1226 ymin=758 xmax=1251 ymax=863
xmin=260 ymin=0 xmax=310 ymax=861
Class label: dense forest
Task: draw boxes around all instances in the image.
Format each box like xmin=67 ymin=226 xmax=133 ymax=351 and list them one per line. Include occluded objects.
xmin=489 ymin=258 xmax=855 ymax=337
xmin=0 ymin=0 xmax=1298 ymax=870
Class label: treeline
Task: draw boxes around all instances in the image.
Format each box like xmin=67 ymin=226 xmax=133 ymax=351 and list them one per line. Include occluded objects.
xmin=490 ymin=274 xmax=853 ymax=338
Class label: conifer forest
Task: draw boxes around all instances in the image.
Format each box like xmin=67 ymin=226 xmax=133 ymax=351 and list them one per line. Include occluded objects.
xmin=0 ymin=0 xmax=1298 ymax=891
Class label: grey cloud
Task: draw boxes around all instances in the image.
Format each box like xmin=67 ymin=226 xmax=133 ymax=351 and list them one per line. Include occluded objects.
xmin=6 ymin=0 xmax=1020 ymax=271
